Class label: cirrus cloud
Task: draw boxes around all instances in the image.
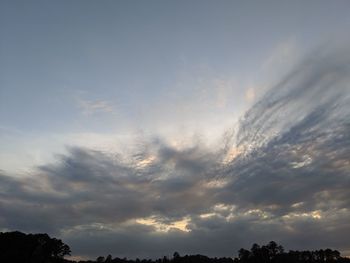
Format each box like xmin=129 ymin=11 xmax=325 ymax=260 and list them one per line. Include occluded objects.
xmin=0 ymin=46 xmax=350 ymax=259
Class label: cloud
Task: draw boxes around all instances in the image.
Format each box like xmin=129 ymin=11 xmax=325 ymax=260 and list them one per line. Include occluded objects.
xmin=244 ymin=87 xmax=256 ymax=103
xmin=0 ymin=46 xmax=350 ymax=259
xmin=78 ymin=99 xmax=116 ymax=116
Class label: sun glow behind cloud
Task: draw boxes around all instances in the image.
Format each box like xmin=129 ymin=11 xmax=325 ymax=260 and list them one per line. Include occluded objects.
xmin=136 ymin=217 xmax=191 ymax=233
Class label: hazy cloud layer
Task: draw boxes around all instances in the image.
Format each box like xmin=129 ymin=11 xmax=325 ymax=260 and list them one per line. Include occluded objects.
xmin=1 ymin=47 xmax=350 ymax=259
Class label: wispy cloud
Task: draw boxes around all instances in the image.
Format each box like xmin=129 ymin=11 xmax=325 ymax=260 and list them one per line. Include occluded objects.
xmin=0 ymin=46 xmax=350 ymax=259
xmin=78 ymin=99 xmax=116 ymax=116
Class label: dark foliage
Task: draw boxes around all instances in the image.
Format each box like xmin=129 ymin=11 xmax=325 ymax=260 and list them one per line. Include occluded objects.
xmin=75 ymin=241 xmax=350 ymax=263
xmin=0 ymin=231 xmax=71 ymax=263
xmin=233 ymin=241 xmax=350 ymax=263
xmin=0 ymin=232 xmax=349 ymax=263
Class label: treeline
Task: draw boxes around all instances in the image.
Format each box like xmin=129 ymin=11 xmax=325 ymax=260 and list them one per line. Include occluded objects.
xmin=82 ymin=242 xmax=350 ymax=263
xmin=0 ymin=231 xmax=349 ymax=263
xmin=234 ymin=241 xmax=350 ymax=263
xmin=0 ymin=231 xmax=70 ymax=263
xmin=84 ymin=254 xmax=234 ymax=263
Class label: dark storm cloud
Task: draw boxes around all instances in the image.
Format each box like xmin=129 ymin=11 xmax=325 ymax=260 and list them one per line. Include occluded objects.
xmin=0 ymin=144 xmax=221 ymax=234
xmin=1 ymin=46 xmax=350 ymax=258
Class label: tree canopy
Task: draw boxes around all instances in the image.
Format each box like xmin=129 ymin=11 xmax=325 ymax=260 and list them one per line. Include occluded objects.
xmin=0 ymin=231 xmax=71 ymax=263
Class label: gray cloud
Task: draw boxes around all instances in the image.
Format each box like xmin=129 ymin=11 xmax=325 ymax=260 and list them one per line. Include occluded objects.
xmin=1 ymin=46 xmax=350 ymax=259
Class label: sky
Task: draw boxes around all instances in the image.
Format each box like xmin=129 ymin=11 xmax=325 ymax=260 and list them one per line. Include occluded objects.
xmin=1 ymin=0 xmax=350 ymax=260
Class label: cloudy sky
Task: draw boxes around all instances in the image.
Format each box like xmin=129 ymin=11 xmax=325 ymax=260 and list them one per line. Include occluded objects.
xmin=1 ymin=0 xmax=350 ymax=260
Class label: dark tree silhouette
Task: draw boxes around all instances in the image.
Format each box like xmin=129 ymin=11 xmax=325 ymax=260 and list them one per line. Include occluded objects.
xmin=232 ymin=241 xmax=349 ymax=263
xmin=0 ymin=231 xmax=71 ymax=263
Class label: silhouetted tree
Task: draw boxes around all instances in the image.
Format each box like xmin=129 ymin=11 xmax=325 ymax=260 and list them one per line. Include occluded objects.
xmin=96 ymin=256 xmax=105 ymax=263
xmin=105 ymin=255 xmax=113 ymax=262
xmin=238 ymin=248 xmax=250 ymax=262
xmin=0 ymin=231 xmax=70 ymax=263
xmin=233 ymin=241 xmax=349 ymax=263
